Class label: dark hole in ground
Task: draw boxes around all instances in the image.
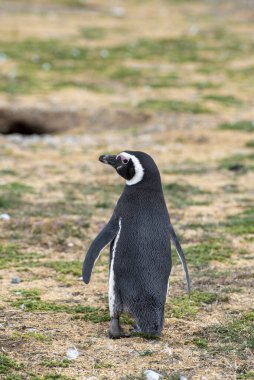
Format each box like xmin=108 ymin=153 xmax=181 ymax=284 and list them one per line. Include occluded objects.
xmin=5 ymin=120 xmax=46 ymax=135
xmin=0 ymin=107 xmax=81 ymax=135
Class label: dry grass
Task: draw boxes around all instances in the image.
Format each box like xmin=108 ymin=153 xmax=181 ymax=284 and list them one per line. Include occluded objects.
xmin=0 ymin=0 xmax=254 ymax=379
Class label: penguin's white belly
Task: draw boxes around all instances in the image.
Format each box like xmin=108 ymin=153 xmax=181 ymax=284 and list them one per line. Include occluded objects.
xmin=109 ymin=218 xmax=122 ymax=317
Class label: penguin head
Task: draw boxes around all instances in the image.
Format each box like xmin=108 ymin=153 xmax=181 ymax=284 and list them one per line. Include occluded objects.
xmin=99 ymin=151 xmax=161 ymax=187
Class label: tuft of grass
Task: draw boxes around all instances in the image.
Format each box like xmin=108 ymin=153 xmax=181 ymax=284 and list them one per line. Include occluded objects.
xmin=219 ymin=120 xmax=254 ymax=132
xmin=0 ymin=169 xmax=17 ymax=176
xmin=218 ymin=153 xmax=254 ymax=173
xmin=0 ymin=244 xmax=42 ymax=269
xmin=0 ymin=182 xmax=34 ymax=209
xmin=80 ymin=27 xmax=106 ymax=40
xmin=222 ymin=208 xmax=254 ymax=235
xmin=246 ymin=140 xmax=254 ymax=148
xmin=0 ymin=353 xmax=22 ymax=374
xmin=137 ymin=99 xmax=211 ymax=114
xmin=168 ymin=290 xmax=219 ymax=319
xmin=186 ymin=238 xmax=232 ymax=267
xmin=193 ymin=337 xmax=208 ymax=348
xmin=109 ymin=66 xmax=180 ymax=88
xmin=13 ymin=331 xmax=51 ymax=342
xmin=193 ymin=81 xmax=221 ymax=89
xmin=201 ymin=311 xmax=254 ymax=355
xmin=204 ymin=94 xmax=242 ymax=107
xmin=41 ymin=359 xmax=70 ymax=368
xmin=43 ymin=260 xmax=82 ymax=277
xmin=12 ymin=289 xmax=110 ymax=322
xmin=237 ymin=371 xmax=254 ymax=379
xmin=163 ymin=182 xmax=209 ymax=208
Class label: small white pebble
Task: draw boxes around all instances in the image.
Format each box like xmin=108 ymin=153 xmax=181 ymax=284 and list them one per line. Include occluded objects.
xmin=144 ymin=370 xmax=162 ymax=380
xmin=66 ymin=346 xmax=79 ymax=360
xmin=100 ymin=49 xmax=109 ymax=58
xmin=111 ymin=6 xmax=125 ymax=17
xmin=180 ymin=376 xmax=188 ymax=380
xmin=42 ymin=62 xmax=51 ymax=71
xmin=0 ymin=213 xmax=11 ymax=220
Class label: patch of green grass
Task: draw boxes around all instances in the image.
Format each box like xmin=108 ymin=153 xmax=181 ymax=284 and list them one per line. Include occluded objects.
xmin=29 ymin=374 xmax=74 ymax=380
xmin=43 ymin=260 xmax=82 ymax=276
xmin=41 ymin=359 xmax=70 ymax=368
xmin=81 ymin=27 xmax=107 ymax=40
xmin=12 ymin=289 xmax=110 ymax=322
xmin=237 ymin=371 xmax=254 ymax=379
xmin=219 ymin=121 xmax=254 ymax=132
xmin=95 ymin=201 xmax=114 ymax=209
xmin=218 ymin=153 xmax=254 ymax=173
xmin=193 ymin=81 xmax=221 ymax=89
xmin=201 ymin=311 xmax=254 ymax=356
xmin=163 ymin=182 xmax=209 ymax=208
xmin=186 ymin=238 xmax=232 ymax=267
xmin=223 ymin=208 xmax=254 ymax=235
xmin=222 ymin=287 xmax=243 ymax=294
xmin=0 ymin=353 xmax=22 ymax=374
xmin=13 ymin=331 xmax=51 ymax=342
xmin=137 ymin=99 xmax=211 ymax=114
xmin=168 ymin=290 xmax=219 ymax=319
xmin=193 ymin=337 xmax=208 ymax=348
xmin=52 ymin=80 xmax=112 ymax=93
xmin=0 ymin=244 xmax=42 ymax=269
xmin=0 ymin=182 xmax=34 ymax=209
xmin=94 ymin=361 xmax=112 ymax=369
xmin=182 ymin=222 xmax=216 ymax=233
xmin=0 ymin=169 xmax=17 ymax=176
xmin=246 ymin=140 xmax=254 ymax=148
xmin=163 ymin=165 xmax=208 ymax=175
xmin=138 ymin=350 xmax=154 ymax=357
xmin=204 ymin=94 xmax=242 ymax=106
xmin=109 ymin=66 xmax=181 ymax=88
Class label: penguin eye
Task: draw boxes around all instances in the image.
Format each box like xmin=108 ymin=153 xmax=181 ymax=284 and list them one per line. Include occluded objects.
xmin=122 ymin=159 xmax=129 ymax=164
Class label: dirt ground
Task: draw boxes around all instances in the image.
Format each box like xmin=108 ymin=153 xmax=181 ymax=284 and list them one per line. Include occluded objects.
xmin=0 ymin=1 xmax=254 ymax=379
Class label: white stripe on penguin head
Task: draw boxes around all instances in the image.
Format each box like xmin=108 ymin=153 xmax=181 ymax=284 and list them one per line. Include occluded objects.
xmin=117 ymin=152 xmax=144 ymax=186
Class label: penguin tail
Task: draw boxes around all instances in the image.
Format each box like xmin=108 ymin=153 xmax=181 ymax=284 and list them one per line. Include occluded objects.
xmin=169 ymin=223 xmax=191 ymax=299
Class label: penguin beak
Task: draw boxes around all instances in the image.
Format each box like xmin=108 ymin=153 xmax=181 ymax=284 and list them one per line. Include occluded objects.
xmin=99 ymin=154 xmax=117 ymax=167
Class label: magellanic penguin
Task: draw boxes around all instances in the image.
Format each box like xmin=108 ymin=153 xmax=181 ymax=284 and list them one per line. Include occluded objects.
xmin=82 ymin=151 xmax=190 ymax=338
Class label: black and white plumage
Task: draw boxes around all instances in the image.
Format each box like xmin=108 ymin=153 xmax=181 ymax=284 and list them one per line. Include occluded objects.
xmin=82 ymin=151 xmax=190 ymax=338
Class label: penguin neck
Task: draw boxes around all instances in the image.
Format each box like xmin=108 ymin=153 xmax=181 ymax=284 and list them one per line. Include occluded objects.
xmin=124 ymin=171 xmax=163 ymax=193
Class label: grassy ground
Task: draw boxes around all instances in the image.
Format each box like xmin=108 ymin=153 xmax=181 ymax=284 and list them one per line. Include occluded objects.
xmin=0 ymin=0 xmax=254 ymax=379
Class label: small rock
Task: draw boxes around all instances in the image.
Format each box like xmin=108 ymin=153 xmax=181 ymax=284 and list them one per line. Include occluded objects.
xmin=0 ymin=52 xmax=8 ymax=63
xmin=11 ymin=277 xmax=21 ymax=284
xmin=42 ymin=62 xmax=51 ymax=71
xmin=100 ymin=49 xmax=109 ymax=58
xmin=0 ymin=213 xmax=11 ymax=220
xmin=180 ymin=376 xmax=188 ymax=380
xmin=111 ymin=6 xmax=125 ymax=17
xmin=66 ymin=346 xmax=79 ymax=360
xmin=144 ymin=370 xmax=162 ymax=380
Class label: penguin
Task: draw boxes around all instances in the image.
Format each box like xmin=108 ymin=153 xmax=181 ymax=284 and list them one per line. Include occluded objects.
xmin=82 ymin=151 xmax=190 ymax=338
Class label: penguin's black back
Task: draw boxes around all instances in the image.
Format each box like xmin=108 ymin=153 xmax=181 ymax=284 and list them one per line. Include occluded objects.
xmin=112 ymin=184 xmax=172 ymax=323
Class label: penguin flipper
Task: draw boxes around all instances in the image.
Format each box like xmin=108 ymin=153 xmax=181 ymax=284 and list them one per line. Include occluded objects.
xmin=82 ymin=215 xmax=119 ymax=284
xmin=169 ymin=223 xmax=191 ymax=298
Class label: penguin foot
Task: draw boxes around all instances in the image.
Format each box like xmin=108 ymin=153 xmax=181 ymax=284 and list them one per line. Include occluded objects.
xmin=109 ymin=317 xmax=130 ymax=339
xmin=108 ymin=330 xmax=130 ymax=339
